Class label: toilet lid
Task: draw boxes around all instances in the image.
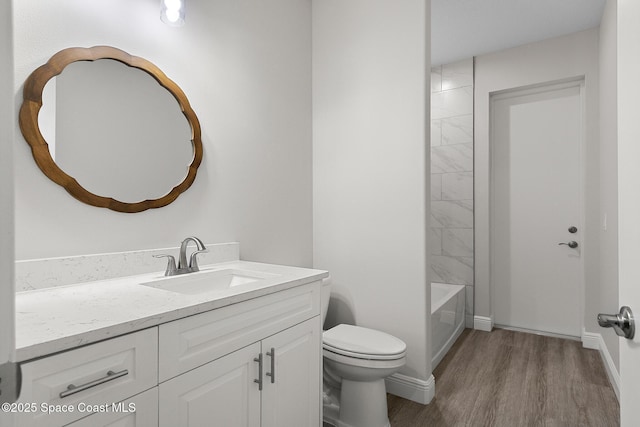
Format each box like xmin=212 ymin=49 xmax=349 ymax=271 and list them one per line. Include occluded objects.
xmin=323 ymin=324 xmax=406 ymax=359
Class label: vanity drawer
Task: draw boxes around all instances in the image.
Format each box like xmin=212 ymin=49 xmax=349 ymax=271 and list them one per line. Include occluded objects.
xmin=17 ymin=327 xmax=158 ymax=427
xmin=65 ymin=387 xmax=158 ymax=427
xmin=159 ymin=281 xmax=320 ymax=381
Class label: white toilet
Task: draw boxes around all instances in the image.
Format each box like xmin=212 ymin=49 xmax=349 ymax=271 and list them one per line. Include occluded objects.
xmin=321 ymin=278 xmax=406 ymax=427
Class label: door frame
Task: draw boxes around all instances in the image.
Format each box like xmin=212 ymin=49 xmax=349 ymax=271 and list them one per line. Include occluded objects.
xmin=0 ymin=0 xmax=17 ymax=409
xmin=488 ymin=78 xmax=587 ymax=339
xmin=0 ymin=0 xmax=15 ymax=366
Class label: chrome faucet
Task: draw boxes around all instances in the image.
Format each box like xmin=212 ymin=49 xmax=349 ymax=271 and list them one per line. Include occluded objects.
xmin=178 ymin=236 xmax=207 ymax=271
xmin=154 ymin=236 xmax=208 ymax=276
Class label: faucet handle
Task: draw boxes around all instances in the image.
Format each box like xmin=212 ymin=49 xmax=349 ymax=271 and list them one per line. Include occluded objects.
xmin=154 ymin=254 xmax=177 ymax=276
xmin=188 ymin=249 xmax=208 ymax=272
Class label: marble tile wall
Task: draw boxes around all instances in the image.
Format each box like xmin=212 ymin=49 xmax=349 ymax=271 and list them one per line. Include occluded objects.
xmin=431 ymin=58 xmax=474 ymax=327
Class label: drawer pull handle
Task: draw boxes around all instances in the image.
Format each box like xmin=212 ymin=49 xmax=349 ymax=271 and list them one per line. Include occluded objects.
xmin=59 ymin=369 xmax=129 ymax=398
xmin=253 ymin=354 xmax=263 ymax=391
xmin=266 ymin=348 xmax=275 ymax=383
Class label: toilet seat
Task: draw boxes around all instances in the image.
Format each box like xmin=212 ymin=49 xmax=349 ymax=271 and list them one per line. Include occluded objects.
xmin=323 ymin=346 xmax=406 ymax=370
xmin=323 ymin=344 xmax=406 ymax=361
xmin=323 ymin=324 xmax=406 ymax=360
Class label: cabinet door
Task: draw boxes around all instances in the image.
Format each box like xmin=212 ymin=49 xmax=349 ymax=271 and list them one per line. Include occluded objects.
xmin=261 ymin=318 xmax=321 ymax=427
xmin=159 ymin=342 xmax=261 ymax=427
xmin=65 ymin=388 xmax=158 ymax=427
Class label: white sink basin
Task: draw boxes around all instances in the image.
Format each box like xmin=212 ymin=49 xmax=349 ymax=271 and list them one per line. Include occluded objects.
xmin=140 ymin=268 xmax=277 ymax=295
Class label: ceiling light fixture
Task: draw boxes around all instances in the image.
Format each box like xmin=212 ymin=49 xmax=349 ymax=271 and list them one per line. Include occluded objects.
xmin=161 ymin=0 xmax=185 ymax=27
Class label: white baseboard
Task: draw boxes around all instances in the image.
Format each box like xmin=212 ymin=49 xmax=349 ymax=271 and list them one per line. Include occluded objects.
xmin=385 ymin=373 xmax=435 ymax=405
xmin=474 ymin=315 xmax=493 ymax=332
xmin=582 ymin=330 xmax=620 ymax=400
xmin=581 ymin=331 xmax=600 ymax=350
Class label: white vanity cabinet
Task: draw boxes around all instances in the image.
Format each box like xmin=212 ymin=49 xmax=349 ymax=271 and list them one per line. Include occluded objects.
xmin=157 ymin=282 xmax=321 ymax=427
xmin=13 ymin=279 xmax=323 ymax=427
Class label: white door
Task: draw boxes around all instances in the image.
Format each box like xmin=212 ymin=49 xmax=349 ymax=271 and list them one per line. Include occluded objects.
xmin=158 ymin=342 xmax=261 ymax=427
xmin=617 ymin=1 xmax=640 ymax=424
xmin=261 ymin=318 xmax=321 ymax=427
xmin=491 ymin=81 xmax=584 ymax=337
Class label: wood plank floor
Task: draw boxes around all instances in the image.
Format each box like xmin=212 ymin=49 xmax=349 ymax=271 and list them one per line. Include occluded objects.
xmin=387 ymin=328 xmax=619 ymax=427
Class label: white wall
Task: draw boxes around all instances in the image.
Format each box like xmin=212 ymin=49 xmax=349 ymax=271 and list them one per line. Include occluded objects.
xmin=313 ymin=0 xmax=431 ymax=400
xmin=598 ymin=0 xmax=619 ymax=371
xmin=13 ymin=0 xmax=313 ymax=266
xmin=0 ymin=0 xmax=15 ymax=366
xmin=474 ymin=30 xmax=601 ymax=334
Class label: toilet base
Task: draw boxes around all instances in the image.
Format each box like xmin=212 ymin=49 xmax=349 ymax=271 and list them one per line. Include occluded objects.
xmin=323 ymin=377 xmax=391 ymax=427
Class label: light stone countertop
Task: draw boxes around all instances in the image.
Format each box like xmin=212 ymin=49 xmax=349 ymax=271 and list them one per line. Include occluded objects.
xmin=15 ymin=260 xmax=328 ymax=362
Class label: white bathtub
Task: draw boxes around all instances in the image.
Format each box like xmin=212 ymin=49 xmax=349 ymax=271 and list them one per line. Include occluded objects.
xmin=431 ymin=282 xmax=465 ymax=369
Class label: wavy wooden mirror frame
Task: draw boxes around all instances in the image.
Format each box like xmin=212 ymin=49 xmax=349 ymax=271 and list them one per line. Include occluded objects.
xmin=19 ymin=45 xmax=203 ymax=213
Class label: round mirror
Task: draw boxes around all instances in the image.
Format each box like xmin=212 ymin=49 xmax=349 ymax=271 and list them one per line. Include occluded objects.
xmin=19 ymin=46 xmax=203 ymax=213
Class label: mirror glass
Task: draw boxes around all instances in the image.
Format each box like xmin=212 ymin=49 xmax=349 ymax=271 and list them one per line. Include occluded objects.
xmin=39 ymin=59 xmax=193 ymax=203
xmin=20 ymin=46 xmax=203 ymax=213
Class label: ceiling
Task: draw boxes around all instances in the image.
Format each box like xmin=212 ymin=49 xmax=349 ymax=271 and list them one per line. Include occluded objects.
xmin=432 ymin=0 xmax=607 ymax=66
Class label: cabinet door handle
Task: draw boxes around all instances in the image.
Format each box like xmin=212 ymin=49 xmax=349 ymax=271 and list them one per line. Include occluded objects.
xmin=266 ymin=347 xmax=275 ymax=383
xmin=59 ymin=369 xmax=128 ymax=399
xmin=253 ymin=353 xmax=263 ymax=391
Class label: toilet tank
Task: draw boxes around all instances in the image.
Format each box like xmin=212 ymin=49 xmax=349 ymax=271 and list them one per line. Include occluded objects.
xmin=321 ymin=277 xmax=332 ymax=324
